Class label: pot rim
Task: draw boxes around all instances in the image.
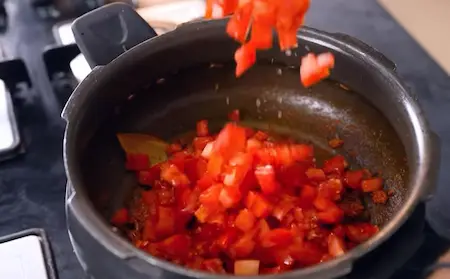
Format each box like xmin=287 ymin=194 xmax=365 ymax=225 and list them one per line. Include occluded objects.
xmin=63 ymin=18 xmax=435 ymax=278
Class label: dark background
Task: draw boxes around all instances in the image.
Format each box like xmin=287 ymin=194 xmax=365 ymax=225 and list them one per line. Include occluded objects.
xmin=0 ymin=0 xmax=448 ymax=279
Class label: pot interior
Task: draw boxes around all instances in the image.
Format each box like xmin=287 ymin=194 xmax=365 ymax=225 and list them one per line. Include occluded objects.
xmin=77 ymin=59 xmax=407 ymax=228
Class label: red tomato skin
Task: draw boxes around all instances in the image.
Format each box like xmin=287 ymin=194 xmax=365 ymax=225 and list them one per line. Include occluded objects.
xmin=246 ymin=191 xmax=272 ymax=218
xmin=260 ymin=229 xmax=294 ymax=248
xmin=328 ymin=233 xmax=346 ymax=257
xmin=306 ymin=168 xmax=326 ymax=182
xmin=199 ymin=183 xmax=223 ymax=209
xmin=160 ymin=164 xmax=190 ymax=187
xmin=345 ymin=223 xmax=379 ymax=243
xmin=323 ymin=155 xmax=348 ymax=174
xmin=361 ymin=177 xmax=383 ymax=192
xmin=255 ymin=165 xmax=279 ymax=194
xmin=318 ymin=178 xmax=344 ymax=201
xmin=158 ymin=234 xmax=191 ymax=259
xmin=344 ymin=170 xmax=365 ymax=189
xmin=299 ymin=184 xmax=318 ymax=209
xmin=213 ymin=123 xmax=247 ymax=159
xmin=235 ymin=43 xmax=257 ymax=77
xmin=138 ymin=166 xmax=160 ymax=186
xmin=226 ymin=1 xmax=252 ymax=42
xmin=250 ymin=22 xmax=273 ymax=49
xmin=155 ymin=206 xmax=175 ymax=239
xmin=235 ymin=209 xmax=256 ymax=232
xmin=219 ymin=186 xmax=242 ymax=208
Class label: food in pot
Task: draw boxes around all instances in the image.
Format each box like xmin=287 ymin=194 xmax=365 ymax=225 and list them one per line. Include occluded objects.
xmin=204 ymin=0 xmax=335 ymax=87
xmin=111 ymin=111 xmax=388 ymax=275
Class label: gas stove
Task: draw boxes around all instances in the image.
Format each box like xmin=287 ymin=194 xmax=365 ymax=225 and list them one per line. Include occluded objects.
xmin=0 ymin=1 xmax=449 ymax=279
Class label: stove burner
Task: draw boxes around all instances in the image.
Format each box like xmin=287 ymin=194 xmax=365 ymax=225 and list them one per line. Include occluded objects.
xmin=0 ymin=58 xmax=30 ymax=161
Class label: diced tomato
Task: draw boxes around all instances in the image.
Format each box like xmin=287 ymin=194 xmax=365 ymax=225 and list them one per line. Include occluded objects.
xmin=318 ymin=178 xmax=343 ymax=201
xmin=219 ymin=185 xmax=242 ymax=208
xmin=201 ymin=141 xmax=215 ymax=159
xmin=235 ymin=209 xmax=256 ymax=232
xmin=250 ymin=22 xmax=273 ymax=49
xmin=290 ymin=242 xmax=324 ymax=266
xmin=277 ymin=27 xmax=298 ymax=51
xmin=246 ymin=191 xmax=272 ymax=218
xmin=207 ymin=153 xmax=225 ymax=178
xmin=111 ymin=208 xmax=129 ymax=226
xmin=160 ymin=163 xmax=190 ymax=187
xmin=235 ymin=43 xmax=257 ymax=77
xmin=254 ymin=131 xmax=269 ymax=141
xmin=177 ymin=187 xmax=197 ymax=212
xmin=316 ymin=207 xmax=344 ymax=224
xmin=226 ymin=1 xmax=252 ymax=42
xmin=216 ymin=227 xmax=240 ymax=249
xmin=155 ymin=206 xmax=175 ymax=238
xmin=229 ymin=235 xmax=255 ymax=258
xmin=224 ymin=152 xmax=253 ymax=187
xmin=306 ymin=168 xmax=326 ymax=182
xmin=278 ymin=163 xmax=309 ymax=188
xmin=203 ymin=259 xmax=226 ymax=273
xmin=325 ymin=221 xmax=340 ymax=235
xmin=240 ymin=168 xmax=259 ymax=194
xmin=195 ymin=204 xmax=216 ymax=223
xmin=261 ymin=229 xmax=293 ymax=248
xmin=125 ymin=153 xmax=150 ymax=171
xmin=272 ymin=199 xmax=295 ymax=221
xmin=197 ymin=174 xmax=215 ymax=191
xmin=197 ymin=120 xmax=209 ymax=137
xmin=193 ymin=136 xmax=214 ymax=152
xmin=328 ymin=233 xmax=346 ymax=257
xmin=117 ymin=120 xmax=385 ymax=274
xmin=199 ymin=183 xmax=223 ymax=208
xmin=323 ymin=155 xmax=348 ymax=174
xmin=299 ymin=184 xmax=318 ymax=209
xmin=234 ymin=260 xmax=260 ymax=275
xmin=138 ymin=166 xmax=161 ymax=186
xmin=184 ymin=158 xmax=199 ymax=183
xmin=344 ymin=170 xmax=365 ymax=189
xmin=142 ymin=219 xmax=157 ymax=241
xmin=213 ymin=123 xmax=247 ymax=159
xmin=328 ymin=138 xmax=344 ymax=149
xmin=246 ymin=138 xmax=263 ymax=153
xmin=300 ymin=52 xmax=335 ymax=87
xmin=252 ymin=0 xmax=277 ymax=24
xmin=158 ymin=234 xmax=191 ymax=259
xmin=345 ymin=223 xmax=379 ymax=244
xmin=361 ymin=177 xmax=383 ymax=192
xmin=313 ymin=196 xmax=336 ymax=211
xmin=228 ymin=109 xmax=240 ymax=122
xmin=255 ymin=165 xmax=280 ymax=194
xmin=166 ymin=143 xmax=183 ymax=155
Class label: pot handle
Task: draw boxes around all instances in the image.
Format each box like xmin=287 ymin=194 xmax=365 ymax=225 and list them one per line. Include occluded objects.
xmin=71 ymin=2 xmax=157 ymax=68
xmin=328 ymin=32 xmax=397 ymax=72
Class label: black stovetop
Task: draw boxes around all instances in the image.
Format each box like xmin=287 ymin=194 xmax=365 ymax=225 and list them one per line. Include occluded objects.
xmin=0 ymin=1 xmax=449 ymax=279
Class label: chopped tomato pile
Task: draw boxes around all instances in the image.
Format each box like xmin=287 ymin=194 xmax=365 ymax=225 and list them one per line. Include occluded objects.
xmin=113 ymin=112 xmax=388 ymax=275
xmin=204 ymin=0 xmax=335 ymax=87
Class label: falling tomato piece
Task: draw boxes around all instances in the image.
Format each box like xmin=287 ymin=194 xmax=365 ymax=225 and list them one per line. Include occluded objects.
xmin=300 ymin=52 xmax=335 ymax=87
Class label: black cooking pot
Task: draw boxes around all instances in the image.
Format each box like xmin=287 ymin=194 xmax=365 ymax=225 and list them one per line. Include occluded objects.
xmin=63 ymin=3 xmax=440 ymax=279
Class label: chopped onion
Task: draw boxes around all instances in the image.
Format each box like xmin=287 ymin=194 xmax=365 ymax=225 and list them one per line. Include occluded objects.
xmin=234 ymin=260 xmax=260 ymax=275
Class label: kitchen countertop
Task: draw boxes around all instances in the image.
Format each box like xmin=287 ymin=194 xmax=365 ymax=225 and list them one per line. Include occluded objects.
xmin=0 ymin=0 xmax=448 ymax=279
